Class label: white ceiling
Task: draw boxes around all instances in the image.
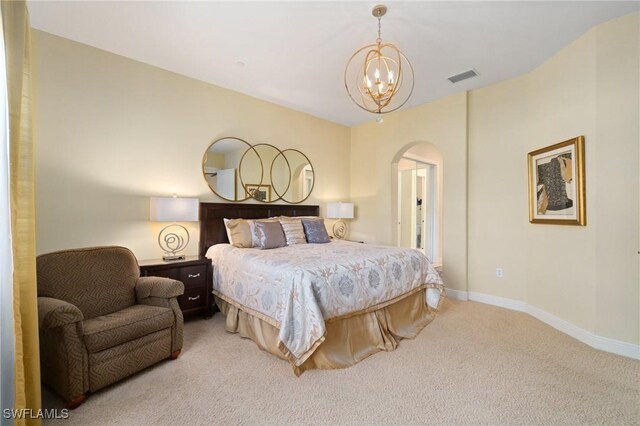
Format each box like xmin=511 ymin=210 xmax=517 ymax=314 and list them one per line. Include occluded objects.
xmin=27 ymin=1 xmax=639 ymax=127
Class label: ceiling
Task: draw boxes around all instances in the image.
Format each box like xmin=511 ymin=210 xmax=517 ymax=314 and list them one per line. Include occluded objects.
xmin=27 ymin=1 xmax=639 ymax=127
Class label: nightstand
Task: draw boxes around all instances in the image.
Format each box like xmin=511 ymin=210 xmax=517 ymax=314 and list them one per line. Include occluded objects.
xmin=138 ymin=256 xmax=213 ymax=318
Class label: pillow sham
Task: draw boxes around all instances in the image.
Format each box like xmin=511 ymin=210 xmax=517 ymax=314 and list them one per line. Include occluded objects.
xmin=223 ymin=218 xmax=233 ymax=243
xmin=254 ymin=220 xmax=287 ymax=249
xmin=224 ymin=218 xmax=253 ymax=248
xmin=301 ymin=219 xmax=331 ymax=244
xmin=247 ymin=217 xmax=280 ymax=247
xmin=279 ymin=218 xmax=307 ymax=245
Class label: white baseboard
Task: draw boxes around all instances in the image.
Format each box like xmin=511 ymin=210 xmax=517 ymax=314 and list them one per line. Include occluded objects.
xmin=445 ymin=288 xmax=640 ymax=360
xmin=468 ymin=291 xmax=527 ymax=312
xmin=445 ymin=288 xmax=468 ymax=301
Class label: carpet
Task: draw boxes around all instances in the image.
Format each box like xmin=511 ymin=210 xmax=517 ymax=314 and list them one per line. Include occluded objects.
xmin=42 ymin=300 xmax=640 ymax=425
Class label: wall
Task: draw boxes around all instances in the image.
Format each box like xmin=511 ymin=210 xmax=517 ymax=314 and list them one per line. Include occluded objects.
xmin=32 ymin=31 xmax=351 ymax=260
xmin=349 ymin=93 xmax=468 ymax=291
xmin=468 ymin=13 xmax=639 ymax=345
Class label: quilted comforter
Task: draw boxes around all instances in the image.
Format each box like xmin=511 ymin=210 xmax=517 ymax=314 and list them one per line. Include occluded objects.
xmin=207 ymin=240 xmax=444 ymax=366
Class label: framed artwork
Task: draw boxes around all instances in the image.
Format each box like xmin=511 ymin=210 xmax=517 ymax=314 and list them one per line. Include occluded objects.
xmin=528 ymin=136 xmax=586 ymax=225
xmin=245 ymin=184 xmax=272 ymax=202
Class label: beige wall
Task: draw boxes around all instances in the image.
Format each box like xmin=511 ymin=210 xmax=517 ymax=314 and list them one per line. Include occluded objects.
xmin=33 ymin=31 xmax=350 ymax=261
xmin=468 ymin=13 xmax=639 ymax=344
xmin=349 ymin=93 xmax=468 ymax=291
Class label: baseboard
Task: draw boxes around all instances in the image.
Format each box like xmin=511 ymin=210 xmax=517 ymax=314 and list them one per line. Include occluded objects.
xmin=445 ymin=288 xmax=468 ymax=301
xmin=468 ymin=291 xmax=527 ymax=312
xmin=446 ymin=288 xmax=640 ymax=360
xmin=525 ymin=303 xmax=640 ymax=360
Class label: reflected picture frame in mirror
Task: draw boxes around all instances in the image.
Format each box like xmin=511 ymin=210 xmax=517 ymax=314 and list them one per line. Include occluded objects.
xmin=239 ymin=143 xmax=287 ymax=203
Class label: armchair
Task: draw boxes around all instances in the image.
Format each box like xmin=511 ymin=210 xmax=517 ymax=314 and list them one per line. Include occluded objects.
xmin=37 ymin=246 xmax=184 ymax=408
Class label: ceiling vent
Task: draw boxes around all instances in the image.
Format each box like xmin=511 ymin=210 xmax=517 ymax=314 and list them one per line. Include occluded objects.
xmin=447 ymin=69 xmax=479 ymax=83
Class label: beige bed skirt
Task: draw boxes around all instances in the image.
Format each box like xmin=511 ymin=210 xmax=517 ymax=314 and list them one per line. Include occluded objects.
xmin=215 ymin=288 xmax=439 ymax=376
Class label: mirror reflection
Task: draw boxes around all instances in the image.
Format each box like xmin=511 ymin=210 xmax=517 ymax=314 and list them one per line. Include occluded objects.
xmin=202 ymin=137 xmax=260 ymax=202
xmin=273 ymin=149 xmax=314 ymax=203
xmin=240 ymin=144 xmax=288 ymax=202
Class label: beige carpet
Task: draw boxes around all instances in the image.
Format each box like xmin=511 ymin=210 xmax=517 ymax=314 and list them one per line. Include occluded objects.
xmin=42 ymin=300 xmax=640 ymax=425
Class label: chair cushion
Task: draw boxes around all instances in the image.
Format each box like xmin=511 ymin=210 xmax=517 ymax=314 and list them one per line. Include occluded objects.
xmin=82 ymin=305 xmax=175 ymax=353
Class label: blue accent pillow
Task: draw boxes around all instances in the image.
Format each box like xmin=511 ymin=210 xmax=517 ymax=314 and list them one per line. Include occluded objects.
xmin=301 ymin=219 xmax=330 ymax=243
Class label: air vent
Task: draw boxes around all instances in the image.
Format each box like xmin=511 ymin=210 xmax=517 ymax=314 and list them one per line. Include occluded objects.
xmin=447 ymin=69 xmax=479 ymax=83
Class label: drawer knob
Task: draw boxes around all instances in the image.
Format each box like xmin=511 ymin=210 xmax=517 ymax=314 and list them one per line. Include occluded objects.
xmin=188 ymin=295 xmax=201 ymax=301
xmin=188 ymin=273 xmax=201 ymax=278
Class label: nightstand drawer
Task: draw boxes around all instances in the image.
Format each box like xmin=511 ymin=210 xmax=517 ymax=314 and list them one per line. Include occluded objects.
xmin=147 ymin=268 xmax=179 ymax=280
xmin=178 ymin=287 xmax=207 ymax=311
xmin=179 ymin=265 xmax=207 ymax=289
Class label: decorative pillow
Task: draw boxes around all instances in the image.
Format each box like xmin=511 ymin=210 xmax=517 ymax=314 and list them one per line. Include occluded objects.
xmin=223 ymin=218 xmax=233 ymax=243
xmin=224 ymin=219 xmax=253 ymax=248
xmin=301 ymin=219 xmax=331 ymax=244
xmin=247 ymin=218 xmax=280 ymax=247
xmin=254 ymin=221 xmax=286 ymax=249
xmin=279 ymin=218 xmax=307 ymax=245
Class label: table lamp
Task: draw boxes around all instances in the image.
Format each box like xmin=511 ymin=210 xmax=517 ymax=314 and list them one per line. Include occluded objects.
xmin=326 ymin=202 xmax=354 ymax=239
xmin=150 ymin=196 xmax=199 ymax=260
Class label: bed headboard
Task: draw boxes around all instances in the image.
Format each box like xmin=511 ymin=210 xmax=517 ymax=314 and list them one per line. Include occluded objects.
xmin=199 ymin=202 xmax=320 ymax=256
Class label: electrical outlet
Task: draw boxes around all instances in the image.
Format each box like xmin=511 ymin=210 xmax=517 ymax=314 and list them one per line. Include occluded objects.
xmin=496 ymin=268 xmax=504 ymax=278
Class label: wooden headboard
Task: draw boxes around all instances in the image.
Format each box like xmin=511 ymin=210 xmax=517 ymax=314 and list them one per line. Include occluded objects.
xmin=199 ymin=202 xmax=320 ymax=256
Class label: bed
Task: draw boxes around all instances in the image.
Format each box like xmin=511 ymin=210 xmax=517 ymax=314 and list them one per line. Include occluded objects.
xmin=200 ymin=202 xmax=445 ymax=375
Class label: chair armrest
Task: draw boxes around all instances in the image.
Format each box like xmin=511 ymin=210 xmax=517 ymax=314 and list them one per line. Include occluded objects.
xmin=38 ymin=297 xmax=84 ymax=329
xmin=136 ymin=276 xmax=184 ymax=301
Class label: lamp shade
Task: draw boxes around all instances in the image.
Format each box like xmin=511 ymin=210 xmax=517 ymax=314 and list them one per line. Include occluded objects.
xmin=150 ymin=197 xmax=199 ymax=222
xmin=326 ymin=202 xmax=354 ymax=219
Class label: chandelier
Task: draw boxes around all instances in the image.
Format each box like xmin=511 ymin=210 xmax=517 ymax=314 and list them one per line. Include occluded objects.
xmin=344 ymin=4 xmax=414 ymax=123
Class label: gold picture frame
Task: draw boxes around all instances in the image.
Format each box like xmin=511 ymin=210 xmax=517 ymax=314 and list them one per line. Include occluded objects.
xmin=245 ymin=184 xmax=272 ymax=202
xmin=528 ymin=136 xmax=586 ymax=225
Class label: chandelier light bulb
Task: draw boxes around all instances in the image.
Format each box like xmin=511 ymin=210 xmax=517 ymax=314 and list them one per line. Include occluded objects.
xmin=344 ymin=4 xmax=414 ymax=117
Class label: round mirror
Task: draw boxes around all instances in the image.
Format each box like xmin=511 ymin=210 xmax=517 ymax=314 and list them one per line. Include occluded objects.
xmin=203 ymin=138 xmax=314 ymax=203
xmin=239 ymin=144 xmax=288 ymax=203
xmin=202 ymin=137 xmax=261 ymax=202
xmin=272 ymin=149 xmax=314 ymax=203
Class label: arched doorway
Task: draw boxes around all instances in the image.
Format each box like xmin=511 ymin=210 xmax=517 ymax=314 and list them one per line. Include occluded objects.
xmin=392 ymin=142 xmax=443 ymax=267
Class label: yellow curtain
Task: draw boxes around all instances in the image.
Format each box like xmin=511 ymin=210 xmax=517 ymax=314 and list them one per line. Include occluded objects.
xmin=2 ymin=0 xmax=41 ymax=424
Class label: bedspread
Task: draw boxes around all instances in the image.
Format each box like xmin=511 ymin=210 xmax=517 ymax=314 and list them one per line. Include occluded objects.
xmin=207 ymin=240 xmax=444 ymax=366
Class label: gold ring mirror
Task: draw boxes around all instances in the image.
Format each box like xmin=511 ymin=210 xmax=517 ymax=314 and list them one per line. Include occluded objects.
xmin=272 ymin=149 xmax=314 ymax=204
xmin=203 ymin=138 xmax=314 ymax=204
xmin=202 ymin=137 xmax=261 ymax=202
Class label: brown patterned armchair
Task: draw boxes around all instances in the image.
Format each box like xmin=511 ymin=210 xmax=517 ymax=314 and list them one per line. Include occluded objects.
xmin=36 ymin=246 xmax=184 ymax=408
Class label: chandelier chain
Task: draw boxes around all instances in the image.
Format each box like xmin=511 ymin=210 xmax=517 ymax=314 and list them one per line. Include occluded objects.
xmin=376 ymin=16 xmax=382 ymax=45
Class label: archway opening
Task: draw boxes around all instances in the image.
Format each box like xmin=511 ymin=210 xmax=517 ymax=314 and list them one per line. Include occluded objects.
xmin=392 ymin=142 xmax=443 ymax=267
